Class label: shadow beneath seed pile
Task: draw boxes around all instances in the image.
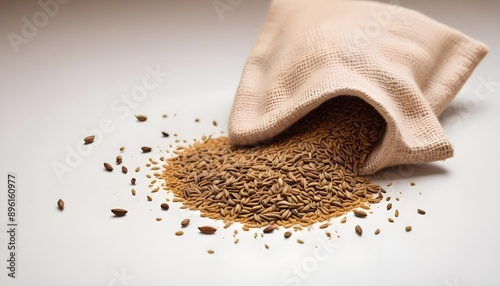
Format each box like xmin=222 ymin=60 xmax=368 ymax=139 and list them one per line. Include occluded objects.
xmin=369 ymin=162 xmax=448 ymax=183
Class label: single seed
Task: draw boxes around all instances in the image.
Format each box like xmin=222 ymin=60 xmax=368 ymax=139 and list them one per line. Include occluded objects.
xmin=213 ymin=120 xmax=218 ymax=126
xmin=135 ymin=167 xmax=140 ymax=172
xmin=195 ymin=118 xmax=200 ymax=123
xmin=325 ymin=231 xmax=331 ymax=238
xmin=353 ymin=209 xmax=367 ymax=218
xmin=340 ymin=217 xmax=347 ymax=223
xmin=141 ymin=146 xmax=152 ymax=153
xmin=57 ymin=199 xmax=64 ymax=210
xmin=131 ymin=188 xmax=136 ymax=196
xmin=319 ymin=223 xmax=329 ymax=229
xmin=355 ymin=225 xmax=362 ymax=236
xmin=410 ymin=181 xmax=415 ymax=186
xmin=386 ymin=203 xmax=392 ymax=210
xmin=160 ymin=203 xmax=169 ymax=210
xmin=116 ymin=155 xmax=122 ymax=164
xmin=181 ymin=218 xmax=190 ymax=227
xmin=111 ymin=208 xmax=128 ymax=216
xmin=395 ymin=209 xmax=399 ymax=217
xmin=119 ymin=146 xmax=125 ymax=152
xmin=263 ymin=225 xmax=277 ymax=233
xmin=198 ymin=226 xmax=217 ymax=234
xmin=387 ymin=182 xmax=392 ymax=186
xmin=297 ymin=239 xmax=304 ymax=244
xmin=207 ymin=249 xmax=214 ymax=254
xmin=104 ymin=162 xmax=113 ymax=171
xmin=156 ymin=217 xmax=162 ymax=221
xmin=234 ymin=238 xmax=239 ymax=244
xmin=264 ymin=244 xmax=269 ymax=249
xmin=374 ymin=228 xmax=380 ymax=235
xmin=388 ymin=218 xmax=394 ymax=223
xmin=83 ymin=135 xmax=95 ymax=144
xmin=162 ymin=131 xmax=170 ymax=137
xmin=175 ymin=231 xmax=184 ymax=236
xmin=386 ymin=197 xmax=391 ymax=201
xmin=122 ymin=166 xmax=128 ymax=174
xmin=147 ymin=195 xmax=152 ymax=201
xmin=284 ymin=231 xmax=292 ymax=238
xmin=417 ymin=208 xmax=426 ymax=215
xmin=405 ymin=226 xmax=412 ymax=231
xmin=396 ymin=197 xmax=400 ymax=201
xmin=131 ymin=178 xmax=136 ymax=185
xmin=135 ymin=115 xmax=147 ymax=121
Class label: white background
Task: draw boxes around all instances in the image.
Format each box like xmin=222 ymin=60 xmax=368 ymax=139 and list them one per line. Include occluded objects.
xmin=1 ymin=0 xmax=499 ymax=285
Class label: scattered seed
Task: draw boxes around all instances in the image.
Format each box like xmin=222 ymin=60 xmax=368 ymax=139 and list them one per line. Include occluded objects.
xmin=131 ymin=178 xmax=136 ymax=185
xmin=104 ymin=162 xmax=113 ymax=171
xmin=388 ymin=218 xmax=394 ymax=223
xmin=297 ymin=239 xmax=304 ymax=244
xmin=405 ymin=226 xmax=412 ymax=231
xmin=147 ymin=195 xmax=152 ymax=201
xmin=325 ymin=231 xmax=331 ymax=238
xmin=319 ymin=223 xmax=329 ymax=229
xmin=387 ymin=182 xmax=392 ymax=186
xmin=396 ymin=197 xmax=400 ymax=201
xmin=83 ymin=135 xmax=95 ymax=144
xmin=353 ymin=209 xmax=367 ymax=218
xmin=340 ymin=217 xmax=347 ymax=224
xmin=386 ymin=197 xmax=391 ymax=201
xmin=417 ymin=209 xmax=426 ymax=215
xmin=111 ymin=208 xmax=128 ymax=216
xmin=212 ymin=120 xmax=218 ymax=126
xmin=374 ymin=228 xmax=380 ymax=235
xmin=195 ymin=118 xmax=200 ymax=123
xmin=410 ymin=181 xmax=415 ymax=186
xmin=57 ymin=199 xmax=64 ymax=210
xmin=162 ymin=131 xmax=170 ymax=137
xmin=234 ymin=238 xmax=239 ymax=244
xmin=386 ymin=203 xmax=392 ymax=210
xmin=175 ymin=231 xmax=184 ymax=236
xmin=263 ymin=225 xmax=277 ymax=233
xmin=135 ymin=167 xmax=140 ymax=172
xmin=181 ymin=218 xmax=190 ymax=227
xmin=395 ymin=209 xmax=399 ymax=217
xmin=135 ymin=115 xmax=147 ymax=122
xmin=207 ymin=249 xmax=214 ymax=254
xmin=122 ymin=166 xmax=128 ymax=174
xmin=264 ymin=244 xmax=269 ymax=249
xmin=131 ymin=188 xmax=136 ymax=196
xmin=160 ymin=203 xmax=169 ymax=210
xmin=198 ymin=226 xmax=217 ymax=234
xmin=120 ymin=146 xmax=125 ymax=152
xmin=141 ymin=146 xmax=152 ymax=153
xmin=284 ymin=231 xmax=292 ymax=238
xmin=156 ymin=217 xmax=162 ymax=221
xmin=355 ymin=225 xmax=362 ymax=236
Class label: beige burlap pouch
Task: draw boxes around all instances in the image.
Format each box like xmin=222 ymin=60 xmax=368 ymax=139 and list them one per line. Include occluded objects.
xmin=228 ymin=0 xmax=488 ymax=175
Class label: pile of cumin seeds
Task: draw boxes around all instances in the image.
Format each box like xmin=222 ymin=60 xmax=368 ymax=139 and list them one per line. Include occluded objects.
xmin=161 ymin=96 xmax=386 ymax=228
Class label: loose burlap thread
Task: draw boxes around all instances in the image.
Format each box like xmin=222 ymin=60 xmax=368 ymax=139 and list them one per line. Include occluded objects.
xmin=228 ymin=0 xmax=488 ymax=175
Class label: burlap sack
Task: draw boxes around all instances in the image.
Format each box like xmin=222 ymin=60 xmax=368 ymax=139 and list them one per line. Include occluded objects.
xmin=228 ymin=0 xmax=488 ymax=175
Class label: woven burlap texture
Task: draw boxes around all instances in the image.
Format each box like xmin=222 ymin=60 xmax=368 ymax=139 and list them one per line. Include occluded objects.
xmin=228 ymin=0 xmax=488 ymax=175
